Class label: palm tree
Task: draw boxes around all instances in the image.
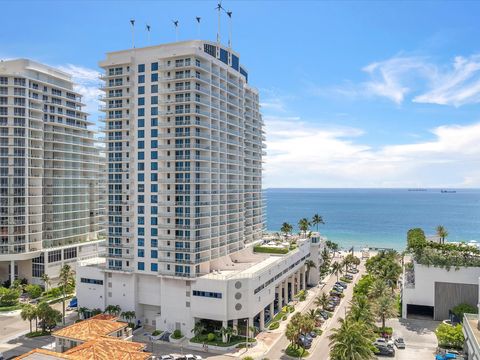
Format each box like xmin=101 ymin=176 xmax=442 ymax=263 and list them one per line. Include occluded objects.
xmin=191 ymin=321 xmax=206 ymax=338
xmin=105 ymin=304 xmax=122 ymax=316
xmin=314 ymin=293 xmax=329 ymax=310
xmin=330 ymin=261 xmax=343 ymax=282
xmin=20 ymin=303 xmax=37 ymax=333
xmin=369 ymin=278 xmax=388 ymax=299
xmin=307 ymin=308 xmax=318 ymax=321
xmin=224 ymin=326 xmax=235 ymax=343
xmin=280 ymin=222 xmax=293 ymax=239
xmin=78 ymin=307 xmax=88 ymax=320
xmin=326 ymin=240 xmax=339 ymax=258
xmin=286 ymin=321 xmax=300 ymax=348
xmin=436 ymin=225 xmax=448 ymax=244
xmin=374 ymin=294 xmax=397 ymax=330
xmin=298 ymin=218 xmax=310 ymax=238
xmin=342 ymin=257 xmax=352 ymax=274
xmin=349 ymin=295 xmax=375 ymax=328
xmin=329 ymin=317 xmax=375 ymax=360
xmin=41 ymin=273 xmax=51 ymax=292
xmin=304 ymin=260 xmax=316 ymax=285
xmin=58 ymin=264 xmax=75 ymax=325
xmin=311 ymin=214 xmax=325 ymax=232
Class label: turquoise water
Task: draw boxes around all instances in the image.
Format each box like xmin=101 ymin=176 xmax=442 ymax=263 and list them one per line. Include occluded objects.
xmin=265 ymin=188 xmax=480 ymax=251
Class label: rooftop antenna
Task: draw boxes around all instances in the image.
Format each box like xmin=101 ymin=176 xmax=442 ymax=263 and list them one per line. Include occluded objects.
xmin=196 ymin=17 xmax=201 ymax=39
xmin=172 ymin=20 xmax=179 ymax=42
xmin=146 ymin=24 xmax=151 ymax=45
xmin=130 ymin=19 xmax=135 ymax=48
xmin=215 ymin=2 xmax=224 ymax=45
xmin=226 ymin=11 xmax=232 ymax=48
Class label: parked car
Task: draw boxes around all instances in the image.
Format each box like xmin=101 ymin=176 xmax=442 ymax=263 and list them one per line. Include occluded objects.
xmin=375 ymin=345 xmax=395 ymax=357
xmin=374 ymin=338 xmax=394 ymax=347
xmin=185 ymin=355 xmax=202 ymax=360
xmin=348 ymin=268 xmax=359 ymax=274
xmin=303 ymin=333 xmax=314 ymax=342
xmin=394 ymin=337 xmax=405 ymax=349
xmin=319 ymin=310 xmax=330 ymax=319
xmin=333 ymin=285 xmax=344 ymax=291
xmin=325 ymin=305 xmax=335 ymax=312
xmin=297 ymin=335 xmax=312 ymax=349
xmin=329 ymin=296 xmax=340 ymax=304
xmin=159 ymin=356 xmax=173 ymax=360
xmin=335 ymin=281 xmax=347 ymax=288
xmin=309 ymin=331 xmax=317 ymax=338
xmin=344 ymin=274 xmax=353 ymax=280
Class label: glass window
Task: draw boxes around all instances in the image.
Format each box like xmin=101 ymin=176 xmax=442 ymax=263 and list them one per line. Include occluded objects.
xmin=151 ymin=129 xmax=158 ymax=137
xmin=151 ymin=263 xmax=158 ymax=272
xmin=151 ymin=162 xmax=158 ymax=170
xmin=138 ymin=86 xmax=145 ymax=94
xmin=151 ymin=62 xmax=158 ymax=71
xmin=151 ymin=73 xmax=158 ymax=82
xmin=151 ymin=239 xmax=158 ymax=247
xmin=138 ymin=217 xmax=145 ymax=225
xmin=138 ymin=262 xmax=145 ymax=270
xmin=151 ymin=250 xmax=158 ymax=258
xmin=151 ymin=84 xmax=158 ymax=93
xmin=138 ymin=75 xmax=145 ymax=83
xmin=138 ymin=97 xmax=145 ymax=106
xmin=138 ymin=64 xmax=145 ymax=72
xmin=138 ymin=119 xmax=145 ymax=127
xmin=151 ymin=140 xmax=158 ymax=148
xmin=151 ymin=107 xmax=158 ymax=115
xmin=151 ymin=96 xmax=158 ymax=105
xmin=138 ymin=152 xmax=144 ymax=160
xmin=138 ymin=130 xmax=145 ymax=138
xmin=151 ymin=118 xmax=158 ymax=126
xmin=138 ymin=141 xmax=144 ymax=149
xmin=138 ymin=108 xmax=145 ymax=116
xmin=138 ymin=238 xmax=145 ymax=246
xmin=138 ymin=249 xmax=145 ymax=257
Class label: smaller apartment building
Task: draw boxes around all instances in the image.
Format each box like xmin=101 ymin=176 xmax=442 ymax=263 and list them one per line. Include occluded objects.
xmin=77 ymin=235 xmax=325 ymax=336
xmin=402 ymin=262 xmax=480 ymax=320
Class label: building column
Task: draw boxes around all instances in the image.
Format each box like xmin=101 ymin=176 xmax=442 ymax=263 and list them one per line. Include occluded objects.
xmin=259 ymin=309 xmax=265 ymax=330
xmin=222 ymin=320 xmax=228 ymax=342
xmin=295 ymin=269 xmax=300 ymax=294
xmin=269 ymin=302 xmax=275 ymax=318
xmin=277 ymin=283 xmax=283 ymax=310
xmin=248 ymin=317 xmax=254 ymax=338
xmin=10 ymin=260 xmax=15 ymax=285
xmin=302 ymin=267 xmax=307 ymax=290
xmin=233 ymin=319 xmax=238 ymax=329
xmin=287 ymin=276 xmax=293 ymax=302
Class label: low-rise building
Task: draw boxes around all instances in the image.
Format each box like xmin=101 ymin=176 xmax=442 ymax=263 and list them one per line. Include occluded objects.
xmin=402 ymin=262 xmax=480 ymax=320
xmin=52 ymin=314 xmax=132 ymax=352
xmin=463 ymin=312 xmax=480 ymax=360
xmin=15 ymin=337 xmax=150 ymax=360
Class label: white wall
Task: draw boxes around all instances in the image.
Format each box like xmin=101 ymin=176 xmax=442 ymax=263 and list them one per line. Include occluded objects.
xmin=403 ymin=263 xmax=480 ymax=312
xmin=76 ymin=265 xmax=106 ymax=310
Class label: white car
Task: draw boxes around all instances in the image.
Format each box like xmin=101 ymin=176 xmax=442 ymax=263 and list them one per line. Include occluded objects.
xmin=185 ymin=355 xmax=202 ymax=360
xmin=159 ymin=356 xmax=173 ymax=360
xmin=374 ymin=338 xmax=394 ymax=347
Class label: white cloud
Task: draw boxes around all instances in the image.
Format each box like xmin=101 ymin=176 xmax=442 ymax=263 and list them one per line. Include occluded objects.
xmin=57 ymin=64 xmax=102 ymax=122
xmin=325 ymin=53 xmax=480 ymax=107
xmin=413 ymin=55 xmax=480 ymax=106
xmin=264 ymin=116 xmax=480 ymax=188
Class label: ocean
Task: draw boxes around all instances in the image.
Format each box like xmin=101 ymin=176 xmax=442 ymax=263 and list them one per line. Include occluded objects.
xmin=265 ymin=188 xmax=480 ymax=251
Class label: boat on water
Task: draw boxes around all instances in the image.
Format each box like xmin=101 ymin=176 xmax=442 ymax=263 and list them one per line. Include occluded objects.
xmin=441 ymin=189 xmax=457 ymax=193
xmin=407 ymin=188 xmax=427 ymax=192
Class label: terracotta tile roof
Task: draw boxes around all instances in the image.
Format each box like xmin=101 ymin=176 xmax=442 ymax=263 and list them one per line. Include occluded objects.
xmin=64 ymin=337 xmax=151 ymax=360
xmin=14 ymin=338 xmax=151 ymax=360
xmin=15 ymin=348 xmax=71 ymax=359
xmin=89 ymin=314 xmax=118 ymax=321
xmin=53 ymin=317 xmax=128 ymax=342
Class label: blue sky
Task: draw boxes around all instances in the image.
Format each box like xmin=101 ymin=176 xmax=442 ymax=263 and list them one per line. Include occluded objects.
xmin=2 ymin=1 xmax=480 ymax=188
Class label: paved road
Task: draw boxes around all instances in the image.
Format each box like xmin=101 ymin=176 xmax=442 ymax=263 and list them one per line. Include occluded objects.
xmin=263 ymin=258 xmax=366 ymax=360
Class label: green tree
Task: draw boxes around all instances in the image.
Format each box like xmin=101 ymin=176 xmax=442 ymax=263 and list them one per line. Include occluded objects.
xmin=285 ymin=321 xmax=300 ymax=348
xmin=25 ymin=284 xmax=42 ymax=299
xmin=191 ymin=321 xmax=206 ymax=337
xmin=406 ymin=228 xmax=427 ymax=250
xmin=280 ymin=222 xmax=293 ymax=238
xmin=436 ymin=225 xmax=448 ymax=244
xmin=331 ymin=261 xmax=343 ymax=282
xmin=58 ymin=264 xmax=75 ymax=325
xmin=349 ymin=295 xmax=375 ymax=328
xmin=105 ymin=304 xmax=122 ymax=316
xmin=435 ymin=323 xmax=464 ymax=349
xmin=41 ymin=273 xmax=51 ymax=292
xmin=373 ymin=294 xmax=397 ymax=330
xmin=353 ymin=274 xmax=375 ymax=297
xmin=306 ymin=308 xmax=319 ymax=321
xmin=36 ymin=301 xmax=61 ymax=333
xmin=304 ymin=260 xmax=316 ymax=285
xmin=329 ymin=317 xmax=375 ymax=360
xmin=326 ymin=241 xmax=339 ymax=257
xmin=368 ymin=278 xmax=388 ymax=299
xmin=298 ymin=218 xmax=310 ymax=237
xmin=311 ymin=214 xmax=325 ymax=232
xmin=20 ymin=303 xmax=37 ymax=333
xmin=78 ymin=307 xmax=89 ymax=320
xmin=451 ymin=303 xmax=478 ymax=322
xmin=0 ymin=286 xmax=21 ymax=306
xmin=314 ymin=292 xmax=330 ymax=310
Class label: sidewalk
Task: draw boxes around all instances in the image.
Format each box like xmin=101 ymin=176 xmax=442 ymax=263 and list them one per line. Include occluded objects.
xmin=230 ymin=274 xmax=332 ymax=359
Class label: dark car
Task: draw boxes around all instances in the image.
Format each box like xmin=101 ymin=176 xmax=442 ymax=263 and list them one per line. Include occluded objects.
xmin=297 ymin=336 xmax=312 ymax=349
xmin=330 ymin=290 xmax=342 ymax=297
xmin=319 ymin=310 xmax=330 ymax=319
xmin=344 ymin=274 xmax=353 ymax=279
xmin=335 ymin=281 xmax=347 ymax=288
xmin=309 ymin=331 xmax=317 ymax=338
xmin=375 ymin=345 xmax=395 ymax=357
xmin=329 ymin=296 xmax=340 ymax=303
xmin=348 ymin=268 xmax=359 ymax=274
